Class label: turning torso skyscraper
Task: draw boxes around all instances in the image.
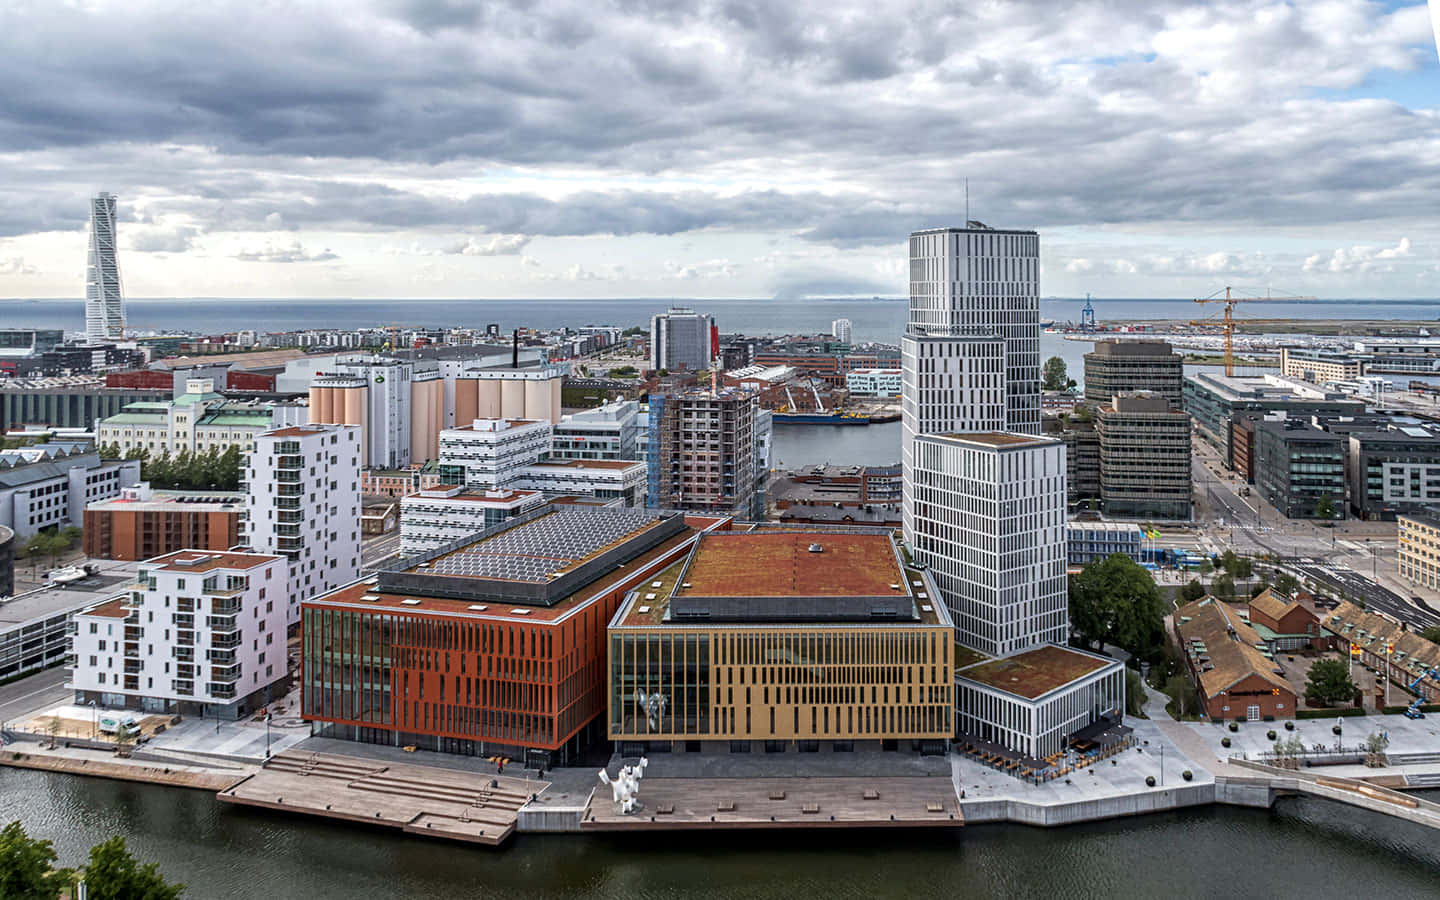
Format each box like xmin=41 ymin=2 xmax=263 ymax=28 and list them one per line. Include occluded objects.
xmin=901 ymin=223 xmax=1042 ymax=536
xmin=85 ymin=192 xmax=126 ymax=343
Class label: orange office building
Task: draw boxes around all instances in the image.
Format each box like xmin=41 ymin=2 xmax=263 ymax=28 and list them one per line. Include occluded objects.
xmin=302 ymin=505 xmax=727 ymax=767
xmin=83 ymin=484 xmax=243 ymax=561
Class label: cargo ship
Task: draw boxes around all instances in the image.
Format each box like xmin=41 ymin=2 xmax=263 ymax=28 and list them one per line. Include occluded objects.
xmin=771 ymin=411 xmax=870 ymax=426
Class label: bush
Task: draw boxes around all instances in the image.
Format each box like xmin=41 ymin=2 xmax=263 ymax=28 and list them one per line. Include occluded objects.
xmin=1145 ymin=775 xmax=1156 ymax=787
xmin=1267 ymin=730 xmax=1277 ymax=741
xmin=1228 ymin=721 xmax=1239 ymax=732
xmin=1296 ymin=707 xmax=1366 ymax=720
xmin=1332 ymin=725 xmax=1343 ymax=735
xmin=1182 ymin=770 xmax=1194 ymax=781
xmin=1221 ymin=737 xmax=1231 ymax=748
xmin=1284 ymin=721 xmax=1295 ymax=731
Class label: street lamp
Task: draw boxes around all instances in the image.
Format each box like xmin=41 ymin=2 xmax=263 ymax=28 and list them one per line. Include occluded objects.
xmin=88 ymin=701 xmax=97 ymax=739
xmin=265 ymin=712 xmax=272 ymax=759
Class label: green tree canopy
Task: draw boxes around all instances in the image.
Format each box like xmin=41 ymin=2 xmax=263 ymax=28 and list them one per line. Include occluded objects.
xmin=1068 ymin=553 xmax=1167 ymax=660
xmin=1274 ymin=572 xmax=1300 ymax=597
xmin=1211 ymin=573 xmax=1236 ymax=602
xmin=1179 ymin=579 xmax=1207 ymax=603
xmin=1042 ymin=356 xmax=1070 ymax=392
xmin=1419 ymin=626 xmax=1440 ymax=645
xmin=1314 ymin=494 xmax=1337 ymax=520
xmin=1304 ymin=658 xmax=1355 ymax=707
xmin=0 ymin=821 xmax=68 ymax=900
xmin=81 ymin=836 xmax=184 ymax=900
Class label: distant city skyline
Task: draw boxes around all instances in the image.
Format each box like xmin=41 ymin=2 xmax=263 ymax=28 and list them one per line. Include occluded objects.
xmin=0 ymin=1 xmax=1435 ymax=301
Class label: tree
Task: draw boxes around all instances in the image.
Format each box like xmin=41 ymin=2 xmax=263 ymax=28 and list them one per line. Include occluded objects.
xmin=1314 ymin=493 xmax=1337 ymax=520
xmin=1304 ymin=658 xmax=1355 ymax=707
xmin=46 ymin=716 xmax=61 ymax=750
xmin=1042 ymin=356 xmax=1070 ymax=392
xmin=1125 ymin=668 xmax=1147 ymax=717
xmin=81 ymin=837 xmax=184 ymax=900
xmin=1211 ymin=573 xmax=1236 ymax=602
xmin=1274 ymin=572 xmax=1300 ymax=597
xmin=1420 ymin=626 xmax=1440 ymax=645
xmin=1179 ymin=579 xmax=1206 ymax=603
xmin=0 ymin=821 xmax=69 ymax=900
xmin=1068 ymin=553 xmax=1167 ymax=660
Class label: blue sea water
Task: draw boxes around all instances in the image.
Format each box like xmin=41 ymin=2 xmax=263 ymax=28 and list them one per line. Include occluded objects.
xmin=1 ymin=296 xmax=1436 ymax=346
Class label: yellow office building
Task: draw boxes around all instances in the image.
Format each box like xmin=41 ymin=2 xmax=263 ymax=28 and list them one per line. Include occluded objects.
xmin=607 ymin=529 xmax=954 ymax=753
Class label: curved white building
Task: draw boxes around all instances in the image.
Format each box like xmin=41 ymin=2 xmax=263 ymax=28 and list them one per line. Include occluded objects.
xmin=85 ymin=192 xmax=125 ymax=342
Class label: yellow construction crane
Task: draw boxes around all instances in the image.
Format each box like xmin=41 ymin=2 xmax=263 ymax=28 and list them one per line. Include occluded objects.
xmin=1190 ymin=286 xmax=1315 ymax=376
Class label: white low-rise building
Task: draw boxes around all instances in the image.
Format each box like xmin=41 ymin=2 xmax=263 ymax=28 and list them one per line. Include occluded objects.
xmin=96 ymin=378 xmax=307 ymax=458
xmin=437 ymin=418 xmax=553 ymax=489
xmin=0 ymin=442 xmax=140 ymax=539
xmin=70 ymin=550 xmax=288 ymax=718
xmin=846 ymin=368 xmax=903 ymax=397
xmin=514 ymin=458 xmax=647 ymax=506
xmin=399 ymin=486 xmax=544 ymax=554
xmin=552 ymin=400 xmax=641 ymax=460
xmin=242 ymin=424 xmax=362 ymax=628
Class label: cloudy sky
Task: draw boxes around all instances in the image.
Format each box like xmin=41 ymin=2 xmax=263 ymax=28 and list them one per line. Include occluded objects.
xmin=0 ymin=0 xmax=1436 ymax=300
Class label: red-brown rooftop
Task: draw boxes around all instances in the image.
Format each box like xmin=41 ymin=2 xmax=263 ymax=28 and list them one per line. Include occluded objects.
xmin=957 ymin=645 xmax=1112 ymax=699
xmin=677 ymin=531 xmax=903 ymax=598
xmin=937 ymin=432 xmax=1052 ymax=447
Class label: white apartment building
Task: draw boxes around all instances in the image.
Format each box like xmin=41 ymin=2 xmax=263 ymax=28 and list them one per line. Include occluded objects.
xmin=551 ymin=400 xmax=641 ymax=460
xmin=70 ymin=550 xmax=288 ymax=718
xmin=96 ymin=378 xmax=306 ymax=458
xmin=832 ymin=318 xmax=853 ymax=344
xmin=437 ymin=418 xmax=553 ymax=489
xmin=909 ymin=432 xmax=1068 ymax=657
xmin=398 ymin=486 xmax=544 ymax=554
xmin=242 ymin=425 xmax=361 ymax=628
xmin=0 ymin=443 xmax=140 ymax=539
xmin=514 ymin=458 xmax=647 ymax=506
xmin=846 ymin=368 xmax=903 ymax=397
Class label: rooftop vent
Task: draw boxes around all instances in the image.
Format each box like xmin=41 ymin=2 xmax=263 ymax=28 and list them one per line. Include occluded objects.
xmin=638 ymin=605 xmax=651 ymax=614
xmin=645 ymin=593 xmax=657 ymax=601
xmin=467 ymin=604 xmax=489 ymax=611
xmin=173 ymin=555 xmax=213 ymax=568
xmin=510 ymin=608 xmax=531 ymax=615
xmin=400 ymin=598 xmax=421 ymax=606
xmin=808 ymin=543 xmax=823 ymax=553
xmin=360 ymin=594 xmax=380 ymax=602
xmin=651 ymin=581 xmax=663 ymax=588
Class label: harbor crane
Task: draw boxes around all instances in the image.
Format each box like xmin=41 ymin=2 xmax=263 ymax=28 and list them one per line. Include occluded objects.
xmin=1189 ymin=287 xmax=1315 ymax=376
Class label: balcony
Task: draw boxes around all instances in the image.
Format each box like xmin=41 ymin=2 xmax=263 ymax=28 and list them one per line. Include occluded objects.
xmin=277 ymin=484 xmax=305 ymax=497
xmin=277 ymin=535 xmax=305 ymax=552
xmin=123 ymin=642 xmax=140 ymax=658
xmin=206 ymin=614 xmax=239 ymax=633
xmin=276 ymin=471 xmax=303 ymax=485
xmin=176 ymin=630 xmax=195 ymax=647
xmin=172 ymin=614 xmax=195 ymax=629
xmin=172 ymin=680 xmax=194 ymax=697
xmin=277 ymin=510 xmax=304 ymax=524
xmin=207 ymin=684 xmax=237 ymax=699
xmin=124 ymin=625 xmax=143 ymax=642
xmin=211 ymin=598 xmax=242 ymax=615
xmin=123 ymin=661 xmax=143 ymax=675
xmin=210 ymin=664 xmax=242 ymax=683
xmin=210 ymin=633 xmax=241 ymax=649
xmin=277 ymin=454 xmax=304 ymax=469
xmin=206 ymin=648 xmax=238 ymax=665
xmin=123 ymin=675 xmax=139 ymax=691
xmin=176 ymin=663 xmax=195 ymax=679
xmin=173 ymin=647 xmax=195 ymax=662
xmin=276 ymin=497 xmax=302 ymax=510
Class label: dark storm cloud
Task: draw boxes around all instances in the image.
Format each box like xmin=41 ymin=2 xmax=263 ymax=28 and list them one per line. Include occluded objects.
xmin=0 ymin=0 xmax=1434 ymax=251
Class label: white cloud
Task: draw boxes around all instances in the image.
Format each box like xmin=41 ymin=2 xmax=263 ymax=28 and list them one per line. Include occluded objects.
xmin=0 ymin=256 xmax=37 ymax=275
xmin=442 ymin=234 xmax=531 ymax=256
xmin=1304 ymin=237 xmax=1413 ymax=273
xmin=234 ymin=240 xmax=340 ymax=263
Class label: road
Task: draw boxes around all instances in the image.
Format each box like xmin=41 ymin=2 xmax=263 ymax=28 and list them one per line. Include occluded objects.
xmin=361 ymin=530 xmax=402 ymax=573
xmin=1293 ymin=562 xmax=1440 ymax=631
xmin=0 ymin=666 xmax=71 ymax=728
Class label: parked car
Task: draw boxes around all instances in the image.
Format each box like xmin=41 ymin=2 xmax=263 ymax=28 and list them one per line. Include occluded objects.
xmin=97 ymin=715 xmax=140 ymax=736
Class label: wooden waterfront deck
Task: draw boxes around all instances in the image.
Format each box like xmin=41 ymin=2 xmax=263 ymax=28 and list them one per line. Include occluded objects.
xmin=583 ymin=776 xmax=962 ymax=832
xmin=219 ymin=751 xmax=547 ymax=847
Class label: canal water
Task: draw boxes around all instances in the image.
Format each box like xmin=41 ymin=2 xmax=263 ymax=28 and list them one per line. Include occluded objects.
xmin=4 ymin=769 xmax=1439 ymax=899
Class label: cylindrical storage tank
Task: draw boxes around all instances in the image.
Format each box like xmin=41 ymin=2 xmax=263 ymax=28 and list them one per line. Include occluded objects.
xmin=454 ymin=378 xmax=479 ymax=427
xmin=341 ymin=386 xmax=365 ymax=425
xmin=477 ymin=380 xmax=501 ymax=419
xmin=500 ymin=380 xmax=525 ymax=419
xmin=550 ymin=377 xmax=563 ymax=424
xmin=428 ymin=379 xmax=444 ymax=460
xmin=525 ymin=380 xmax=549 ymax=423
xmin=308 ymin=386 xmax=324 ymax=422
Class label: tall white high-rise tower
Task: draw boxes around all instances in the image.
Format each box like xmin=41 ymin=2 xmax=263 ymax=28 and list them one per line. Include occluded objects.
xmin=831 ymin=318 xmax=853 ymax=344
xmin=85 ymin=192 xmax=125 ymax=342
xmin=901 ymin=223 xmax=1041 ymax=542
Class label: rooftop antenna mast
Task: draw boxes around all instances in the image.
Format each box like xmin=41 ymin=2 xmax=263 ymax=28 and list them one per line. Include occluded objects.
xmin=965 ymin=178 xmax=969 ymax=225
